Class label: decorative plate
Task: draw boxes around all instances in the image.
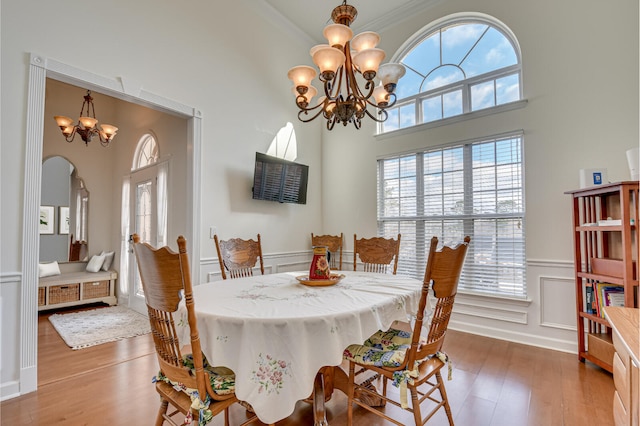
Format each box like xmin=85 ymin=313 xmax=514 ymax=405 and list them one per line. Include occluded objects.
xmin=295 ymin=274 xmax=345 ymax=287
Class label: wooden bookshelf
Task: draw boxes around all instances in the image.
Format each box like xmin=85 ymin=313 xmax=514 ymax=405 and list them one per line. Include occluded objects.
xmin=565 ymin=181 xmax=639 ymax=372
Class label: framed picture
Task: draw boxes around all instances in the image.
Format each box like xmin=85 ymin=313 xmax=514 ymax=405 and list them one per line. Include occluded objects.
xmin=39 ymin=206 xmax=55 ymax=235
xmin=59 ymin=206 xmax=70 ymax=234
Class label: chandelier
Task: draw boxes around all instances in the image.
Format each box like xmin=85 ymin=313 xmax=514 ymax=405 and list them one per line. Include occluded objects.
xmin=287 ymin=1 xmax=406 ymax=130
xmin=53 ymin=90 xmax=118 ymax=147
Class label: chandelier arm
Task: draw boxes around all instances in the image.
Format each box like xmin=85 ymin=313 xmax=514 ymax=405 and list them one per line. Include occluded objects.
xmin=361 ymin=92 xmax=399 ymax=112
xmin=383 ymin=93 xmax=399 ymax=108
xmin=363 ymin=107 xmax=388 ymax=123
xmin=327 ymin=116 xmax=337 ymax=130
xmin=325 ymin=65 xmax=344 ymax=101
xmin=297 ymin=107 xmax=327 ymax=123
xmin=64 ymin=128 xmax=78 ymax=143
xmin=89 ymin=95 xmax=97 ymax=120
xmin=350 ymin=75 xmax=374 ymax=102
xmin=96 ymin=129 xmax=110 ymax=145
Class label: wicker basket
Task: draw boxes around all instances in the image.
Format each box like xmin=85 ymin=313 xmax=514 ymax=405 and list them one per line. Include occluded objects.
xmin=38 ymin=287 xmax=46 ymax=306
xmin=49 ymin=283 xmax=80 ymax=305
xmin=82 ymin=280 xmax=109 ymax=299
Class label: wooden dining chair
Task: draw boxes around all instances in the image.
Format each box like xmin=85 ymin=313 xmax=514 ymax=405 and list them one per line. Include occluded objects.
xmin=214 ymin=234 xmax=264 ymax=280
xmin=344 ymin=236 xmax=470 ymax=426
xmin=132 ymin=234 xmax=268 ymax=426
xmin=311 ymin=232 xmax=343 ymax=270
xmin=353 ymin=234 xmax=401 ymax=274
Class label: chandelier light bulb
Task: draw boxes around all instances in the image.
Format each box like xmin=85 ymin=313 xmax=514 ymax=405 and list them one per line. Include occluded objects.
xmin=352 ymin=48 xmax=386 ymax=79
xmin=372 ymin=84 xmax=389 ymax=106
xmin=377 ymin=63 xmax=406 ymax=92
xmin=54 ymin=115 xmax=74 ymax=128
xmin=323 ymin=23 xmax=353 ymax=48
xmin=312 ymin=47 xmax=346 ymax=79
xmin=287 ymin=65 xmax=317 ymax=91
xmin=292 ymin=85 xmax=318 ymax=108
xmin=310 ymin=44 xmax=330 ymax=57
xmin=351 ymin=31 xmax=380 ymax=52
xmin=99 ymin=124 xmax=119 ymax=140
xmin=78 ymin=116 xmax=98 ymax=129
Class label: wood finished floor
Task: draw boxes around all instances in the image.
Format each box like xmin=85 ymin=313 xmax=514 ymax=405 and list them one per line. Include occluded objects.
xmin=1 ymin=304 xmax=614 ymax=425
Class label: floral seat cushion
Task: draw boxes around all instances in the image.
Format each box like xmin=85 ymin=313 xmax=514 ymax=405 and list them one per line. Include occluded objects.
xmin=183 ymin=353 xmax=236 ymax=395
xmin=344 ymin=329 xmax=413 ymax=367
xmin=343 ymin=343 xmax=407 ymax=367
xmin=153 ymin=354 xmax=237 ymax=425
xmin=363 ymin=328 xmax=412 ymax=350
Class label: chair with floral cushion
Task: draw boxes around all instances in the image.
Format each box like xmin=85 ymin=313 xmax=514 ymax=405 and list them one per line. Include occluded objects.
xmin=353 ymin=234 xmax=401 ymax=274
xmin=311 ymin=232 xmax=343 ymax=270
xmin=343 ymin=236 xmax=470 ymax=426
xmin=133 ymin=234 xmax=270 ymax=426
xmin=214 ymin=234 xmax=264 ymax=280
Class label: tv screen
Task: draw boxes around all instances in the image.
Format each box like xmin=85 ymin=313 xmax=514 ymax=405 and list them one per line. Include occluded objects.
xmin=252 ymin=152 xmax=309 ymax=204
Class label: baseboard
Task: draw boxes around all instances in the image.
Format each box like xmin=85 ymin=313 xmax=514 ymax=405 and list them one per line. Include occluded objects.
xmin=0 ymin=380 xmax=20 ymax=401
xmin=449 ymin=319 xmax=577 ymax=354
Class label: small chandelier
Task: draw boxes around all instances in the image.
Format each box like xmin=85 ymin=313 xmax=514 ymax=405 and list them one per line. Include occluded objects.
xmin=287 ymin=1 xmax=406 ymax=130
xmin=53 ymin=90 xmax=118 ymax=147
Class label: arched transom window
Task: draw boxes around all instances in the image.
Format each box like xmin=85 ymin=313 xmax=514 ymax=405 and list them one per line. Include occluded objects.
xmin=381 ymin=14 xmax=522 ymax=133
xmin=133 ymin=133 xmax=159 ymax=170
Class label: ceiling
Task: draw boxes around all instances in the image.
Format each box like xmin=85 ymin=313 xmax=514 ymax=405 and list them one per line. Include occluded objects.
xmin=262 ymin=0 xmax=443 ymax=44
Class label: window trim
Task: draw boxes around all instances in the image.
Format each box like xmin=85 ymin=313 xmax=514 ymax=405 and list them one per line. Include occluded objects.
xmin=375 ymin=99 xmax=527 ymax=141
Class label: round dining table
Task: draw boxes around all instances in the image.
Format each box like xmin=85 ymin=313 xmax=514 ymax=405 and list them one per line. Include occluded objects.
xmin=175 ymin=270 xmax=423 ymax=425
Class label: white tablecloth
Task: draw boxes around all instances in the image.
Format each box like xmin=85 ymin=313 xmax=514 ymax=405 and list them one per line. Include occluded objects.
xmin=175 ymin=271 xmax=423 ymax=424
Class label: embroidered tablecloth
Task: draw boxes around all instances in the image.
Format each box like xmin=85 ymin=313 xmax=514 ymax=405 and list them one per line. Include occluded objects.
xmin=175 ymin=270 xmax=423 ymax=424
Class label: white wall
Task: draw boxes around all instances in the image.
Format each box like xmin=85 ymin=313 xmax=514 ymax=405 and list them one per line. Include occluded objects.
xmin=321 ymin=0 xmax=638 ymax=350
xmin=1 ymin=0 xmax=321 ymax=399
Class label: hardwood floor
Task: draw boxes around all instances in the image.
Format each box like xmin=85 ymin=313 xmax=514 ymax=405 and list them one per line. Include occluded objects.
xmin=1 ymin=305 xmax=614 ymax=425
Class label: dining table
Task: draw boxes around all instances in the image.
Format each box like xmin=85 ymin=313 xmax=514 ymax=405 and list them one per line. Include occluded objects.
xmin=174 ymin=270 xmax=424 ymax=425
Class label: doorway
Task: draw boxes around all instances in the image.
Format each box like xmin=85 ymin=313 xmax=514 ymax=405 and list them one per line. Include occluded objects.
xmin=21 ymin=53 xmax=203 ymax=394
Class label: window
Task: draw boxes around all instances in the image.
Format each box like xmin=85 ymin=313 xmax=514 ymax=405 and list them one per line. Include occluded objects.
xmin=377 ymin=132 xmax=526 ymax=298
xmin=381 ymin=15 xmax=522 ymax=133
xmin=133 ymin=133 xmax=159 ymax=170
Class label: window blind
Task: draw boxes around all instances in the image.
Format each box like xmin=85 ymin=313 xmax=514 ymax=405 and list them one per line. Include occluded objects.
xmin=377 ymin=132 xmax=526 ymax=297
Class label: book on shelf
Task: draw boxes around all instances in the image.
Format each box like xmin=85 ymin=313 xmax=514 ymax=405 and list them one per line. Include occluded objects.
xmin=606 ymin=291 xmax=625 ymax=307
xmin=597 ymin=219 xmax=622 ymax=226
xmin=585 ymin=285 xmax=595 ymax=314
xmin=593 ymin=282 xmax=624 ymax=318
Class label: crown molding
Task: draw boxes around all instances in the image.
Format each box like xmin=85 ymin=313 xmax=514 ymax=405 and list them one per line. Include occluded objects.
xmin=352 ymin=0 xmax=446 ymax=35
xmin=255 ymin=0 xmax=318 ymax=47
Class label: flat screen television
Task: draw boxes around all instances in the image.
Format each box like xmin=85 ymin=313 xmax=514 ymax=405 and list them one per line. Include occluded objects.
xmin=252 ymin=152 xmax=309 ymax=204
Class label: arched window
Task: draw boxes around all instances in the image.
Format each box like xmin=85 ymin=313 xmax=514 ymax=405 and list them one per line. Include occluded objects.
xmin=381 ymin=13 xmax=522 ymax=133
xmin=132 ymin=133 xmax=159 ymax=170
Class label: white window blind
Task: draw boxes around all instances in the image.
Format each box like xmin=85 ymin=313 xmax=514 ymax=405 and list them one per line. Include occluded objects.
xmin=377 ymin=132 xmax=526 ymax=297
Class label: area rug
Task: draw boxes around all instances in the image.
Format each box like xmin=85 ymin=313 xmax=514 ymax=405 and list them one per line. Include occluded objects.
xmin=49 ymin=306 xmax=151 ymax=350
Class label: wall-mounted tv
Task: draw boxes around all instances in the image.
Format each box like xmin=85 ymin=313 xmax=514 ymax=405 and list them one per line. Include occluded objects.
xmin=252 ymin=152 xmax=309 ymax=204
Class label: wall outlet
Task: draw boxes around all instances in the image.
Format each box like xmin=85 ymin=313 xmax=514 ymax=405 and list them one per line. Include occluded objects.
xmin=209 ymin=226 xmax=217 ymax=239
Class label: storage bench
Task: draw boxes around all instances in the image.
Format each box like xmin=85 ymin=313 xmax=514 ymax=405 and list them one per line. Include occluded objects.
xmin=38 ymin=262 xmax=117 ymax=311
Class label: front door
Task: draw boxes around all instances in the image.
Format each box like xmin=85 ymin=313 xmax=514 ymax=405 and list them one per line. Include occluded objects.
xmin=128 ymin=165 xmax=158 ymax=314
